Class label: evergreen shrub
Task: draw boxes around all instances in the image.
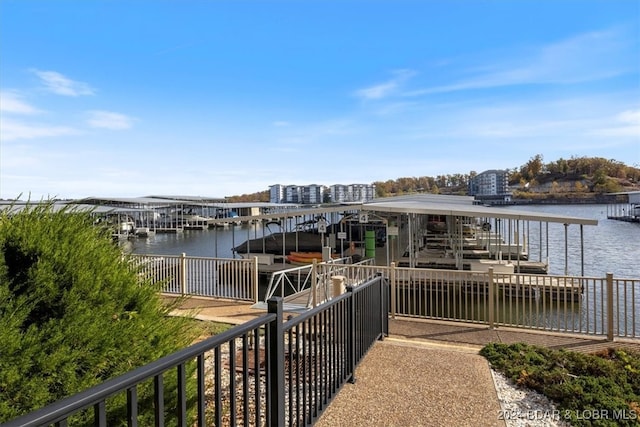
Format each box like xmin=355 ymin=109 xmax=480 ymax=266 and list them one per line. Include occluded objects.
xmin=0 ymin=202 xmax=199 ymax=424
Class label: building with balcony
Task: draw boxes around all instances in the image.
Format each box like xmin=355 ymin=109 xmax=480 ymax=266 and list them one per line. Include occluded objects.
xmin=468 ymin=169 xmax=512 ymax=205
xmin=329 ymin=183 xmax=376 ymax=203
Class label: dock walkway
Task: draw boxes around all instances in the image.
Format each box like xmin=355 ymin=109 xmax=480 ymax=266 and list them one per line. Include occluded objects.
xmin=166 ymin=296 xmax=640 ymax=426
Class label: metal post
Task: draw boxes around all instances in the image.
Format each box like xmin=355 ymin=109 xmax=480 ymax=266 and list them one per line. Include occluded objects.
xmin=516 ymin=220 xmax=520 ymax=274
xmin=563 ymin=224 xmax=568 ymax=276
xmin=312 ymin=259 xmax=318 ymax=307
xmin=546 ymin=222 xmax=549 ymax=267
xmin=282 ymin=216 xmax=286 ymax=265
xmin=488 ymin=267 xmax=495 ymax=328
xmin=606 ymin=273 xmax=614 ymax=342
xmin=340 ymin=219 xmax=345 ymax=259
xmin=253 ymin=256 xmax=259 ymax=304
xmin=507 ymin=219 xmax=512 ymax=262
xmin=390 ymin=262 xmax=397 ymax=319
xmin=214 ymin=225 xmax=218 ymax=258
xmin=379 ymin=274 xmax=387 ymax=338
xmin=385 ymin=220 xmax=390 ymax=266
xmin=408 ymin=214 xmax=413 ymax=269
xmin=538 ymin=221 xmax=542 ymax=262
xmin=180 ymin=252 xmax=187 ymax=295
xmin=346 ymin=285 xmax=356 ymax=384
xmin=267 ymin=297 xmax=285 ymax=426
xmin=580 ymin=225 xmax=584 ymax=277
xmin=231 ymin=224 xmax=236 ymax=259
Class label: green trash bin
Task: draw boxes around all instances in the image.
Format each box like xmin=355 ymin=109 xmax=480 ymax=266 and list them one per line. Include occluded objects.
xmin=365 ymin=230 xmax=376 ymax=258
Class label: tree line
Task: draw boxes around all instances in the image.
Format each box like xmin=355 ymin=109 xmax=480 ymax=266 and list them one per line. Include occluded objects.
xmin=374 ymin=156 xmax=639 ymax=197
xmin=226 ymin=155 xmax=640 ymax=201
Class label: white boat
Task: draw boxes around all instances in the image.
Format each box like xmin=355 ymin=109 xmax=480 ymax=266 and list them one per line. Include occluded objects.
xmin=134 ymin=227 xmax=155 ymax=237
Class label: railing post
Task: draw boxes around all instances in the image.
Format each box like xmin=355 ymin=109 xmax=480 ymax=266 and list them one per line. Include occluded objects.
xmin=332 ymin=275 xmax=345 ymax=299
xmin=180 ymin=252 xmax=187 ymax=295
xmin=390 ymin=262 xmax=396 ymax=319
xmin=488 ymin=267 xmax=495 ymax=328
xmin=606 ymin=273 xmax=614 ymax=341
xmin=253 ymin=257 xmax=259 ymax=303
xmin=379 ymin=274 xmax=387 ymax=339
xmin=346 ymin=285 xmax=356 ymax=384
xmin=267 ymin=297 xmax=285 ymax=426
xmin=312 ymin=259 xmax=318 ymax=308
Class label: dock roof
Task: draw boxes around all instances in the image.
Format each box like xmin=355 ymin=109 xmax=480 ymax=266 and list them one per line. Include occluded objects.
xmin=361 ymin=194 xmax=598 ymax=226
xmin=3 ymin=194 xmax=599 ymax=226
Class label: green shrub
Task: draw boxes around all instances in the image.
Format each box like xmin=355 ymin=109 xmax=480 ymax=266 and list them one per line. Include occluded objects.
xmin=0 ymin=202 xmax=199 ymax=424
xmin=481 ymin=342 xmax=640 ymax=426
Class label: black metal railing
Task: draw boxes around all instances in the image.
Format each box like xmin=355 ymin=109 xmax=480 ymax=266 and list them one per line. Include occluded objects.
xmin=3 ymin=276 xmax=387 ymax=427
xmin=280 ymin=274 xmax=388 ymax=426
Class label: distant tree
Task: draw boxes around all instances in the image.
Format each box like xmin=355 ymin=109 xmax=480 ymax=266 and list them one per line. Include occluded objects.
xmin=0 ymin=202 xmax=198 ymax=423
xmin=227 ymin=190 xmax=269 ymax=202
xmin=593 ymin=171 xmax=622 ymax=193
xmin=521 ymin=154 xmax=545 ymax=180
xmin=323 ymin=187 xmax=331 ymax=203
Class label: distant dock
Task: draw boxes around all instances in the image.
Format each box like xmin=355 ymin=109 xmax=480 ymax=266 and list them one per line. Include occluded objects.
xmin=606 ymin=191 xmax=640 ymax=224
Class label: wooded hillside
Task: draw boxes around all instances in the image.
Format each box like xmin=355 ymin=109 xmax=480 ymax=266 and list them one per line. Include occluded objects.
xmin=227 ymin=155 xmax=640 ymax=202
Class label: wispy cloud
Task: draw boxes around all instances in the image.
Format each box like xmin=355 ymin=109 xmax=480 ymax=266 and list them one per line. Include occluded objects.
xmin=86 ymin=110 xmax=135 ymax=130
xmin=0 ymin=117 xmax=80 ymax=141
xmin=588 ymin=109 xmax=640 ymax=137
xmin=32 ymin=69 xmax=95 ymax=96
xmin=0 ymin=91 xmax=80 ymax=141
xmin=407 ymin=27 xmax=636 ymax=96
xmin=0 ymin=91 xmax=41 ymax=114
xmin=396 ymin=95 xmax=640 ymax=151
xmin=354 ymin=69 xmax=416 ymax=100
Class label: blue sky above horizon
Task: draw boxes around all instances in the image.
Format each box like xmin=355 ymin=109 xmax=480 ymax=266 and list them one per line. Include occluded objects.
xmin=1 ymin=0 xmax=639 ymax=200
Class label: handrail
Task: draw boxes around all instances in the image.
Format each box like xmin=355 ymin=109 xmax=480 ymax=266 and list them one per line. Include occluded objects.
xmin=4 ymin=276 xmax=389 ymax=427
xmin=262 ymin=256 xmax=352 ymax=303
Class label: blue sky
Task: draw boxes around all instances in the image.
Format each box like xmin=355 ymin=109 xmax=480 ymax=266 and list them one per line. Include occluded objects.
xmin=1 ymin=0 xmax=639 ymax=200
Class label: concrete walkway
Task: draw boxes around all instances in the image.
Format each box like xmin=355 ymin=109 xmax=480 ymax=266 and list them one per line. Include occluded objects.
xmin=315 ymin=338 xmax=505 ymax=427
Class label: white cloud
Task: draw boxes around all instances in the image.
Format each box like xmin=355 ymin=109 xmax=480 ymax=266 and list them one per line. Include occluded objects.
xmin=618 ymin=109 xmax=640 ymax=124
xmin=0 ymin=117 xmax=80 ymax=141
xmin=588 ymin=109 xmax=640 ymax=137
xmin=32 ymin=69 xmax=95 ymax=96
xmin=0 ymin=92 xmax=41 ymax=114
xmin=354 ymin=69 xmax=416 ymax=100
xmin=407 ymin=27 xmax=636 ymax=96
xmin=86 ymin=110 xmax=134 ymax=130
xmin=273 ymin=121 xmax=291 ymax=127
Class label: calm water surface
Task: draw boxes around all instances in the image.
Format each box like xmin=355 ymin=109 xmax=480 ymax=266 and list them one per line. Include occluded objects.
xmin=504 ymin=204 xmax=639 ymax=278
xmin=127 ymin=204 xmax=639 ymax=279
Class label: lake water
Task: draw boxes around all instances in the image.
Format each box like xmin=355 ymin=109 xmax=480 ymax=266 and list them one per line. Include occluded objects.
xmin=504 ymin=204 xmax=639 ymax=279
xmin=126 ymin=204 xmax=639 ymax=279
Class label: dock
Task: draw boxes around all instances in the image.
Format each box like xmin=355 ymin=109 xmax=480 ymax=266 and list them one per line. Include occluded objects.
xmin=606 ymin=191 xmax=640 ymax=223
xmin=396 ymin=256 xmax=548 ymax=274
